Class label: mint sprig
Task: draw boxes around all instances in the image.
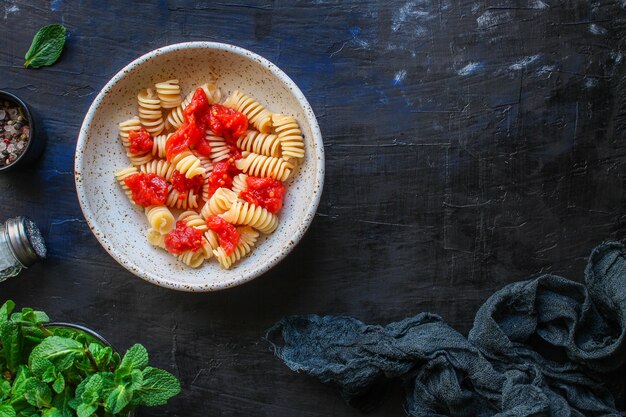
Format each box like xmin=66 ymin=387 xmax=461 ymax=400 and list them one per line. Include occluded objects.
xmin=24 ymin=24 xmax=67 ymax=69
xmin=0 ymin=300 xmax=181 ymax=416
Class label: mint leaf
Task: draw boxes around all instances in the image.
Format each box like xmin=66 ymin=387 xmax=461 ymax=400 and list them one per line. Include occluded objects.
xmin=0 ymin=301 xmax=15 ymax=324
xmin=79 ymin=374 xmax=104 ymax=405
xmin=11 ymin=365 xmax=31 ymax=398
xmin=28 ymin=337 xmax=83 ymax=370
xmin=52 ymin=374 xmax=65 ymax=394
xmin=87 ymin=344 xmax=112 ymax=371
xmin=24 ymin=24 xmax=67 ymax=69
xmin=41 ymin=407 xmax=62 ymax=417
xmin=0 ymin=321 xmax=23 ymax=372
xmin=24 ymin=378 xmax=51 ymax=408
xmin=75 ymin=403 xmax=96 ymax=417
xmin=119 ymin=344 xmax=148 ymax=373
xmin=105 ymin=385 xmax=132 ymax=414
xmin=0 ymin=379 xmax=11 ymax=401
xmin=11 ymin=309 xmax=49 ymax=326
xmin=0 ymin=404 xmax=16 ymax=417
xmin=51 ymin=388 xmax=73 ymax=417
xmin=134 ymin=367 xmax=181 ymax=406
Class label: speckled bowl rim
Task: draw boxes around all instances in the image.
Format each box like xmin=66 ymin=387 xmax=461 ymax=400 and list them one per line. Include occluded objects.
xmin=75 ymin=42 xmax=325 ymax=292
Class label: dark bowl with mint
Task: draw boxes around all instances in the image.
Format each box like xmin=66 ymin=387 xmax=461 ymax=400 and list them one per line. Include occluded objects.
xmin=0 ymin=90 xmax=45 ymax=172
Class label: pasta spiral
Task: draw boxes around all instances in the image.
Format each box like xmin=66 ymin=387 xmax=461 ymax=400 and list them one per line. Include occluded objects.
xmin=177 ymin=249 xmax=205 ymax=268
xmin=178 ymin=211 xmax=208 ymax=232
xmin=237 ymin=130 xmax=282 ymax=158
xmin=145 ymin=205 xmax=175 ymax=235
xmin=219 ymin=200 xmax=278 ymax=234
xmin=170 ymin=151 xmax=206 ymax=178
xmin=152 ymin=133 xmax=170 ymax=158
xmin=166 ymin=189 xmax=200 ymax=210
xmin=118 ymin=117 xmax=141 ymax=139
xmin=119 ymin=117 xmax=153 ymax=166
xmin=231 ymin=173 xmax=248 ymax=195
xmin=223 ymin=90 xmax=272 ymax=133
xmin=200 ymin=187 xmax=238 ymax=219
xmin=139 ymin=159 xmax=176 ymax=181
xmin=165 ymin=82 xmax=221 ymax=131
xmin=114 ymin=166 xmax=139 ymax=205
xmin=272 ymin=113 xmax=305 ymax=160
xmin=155 ymin=79 xmax=182 ymax=109
xmin=146 ymin=228 xmax=166 ymax=248
xmin=213 ymin=226 xmax=259 ymax=269
xmin=137 ymin=88 xmax=165 ymax=135
xmin=235 ymin=151 xmax=293 ymax=181
xmin=206 ymin=131 xmax=230 ymax=163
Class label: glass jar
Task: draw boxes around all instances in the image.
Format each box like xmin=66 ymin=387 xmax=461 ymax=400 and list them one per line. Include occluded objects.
xmin=0 ymin=216 xmax=46 ymax=281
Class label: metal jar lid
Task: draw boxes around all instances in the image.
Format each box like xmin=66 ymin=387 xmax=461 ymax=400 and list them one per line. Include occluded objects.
xmin=5 ymin=216 xmax=46 ymax=267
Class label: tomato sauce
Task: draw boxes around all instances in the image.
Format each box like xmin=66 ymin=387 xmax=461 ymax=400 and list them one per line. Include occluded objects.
xmin=123 ymin=173 xmax=168 ymax=206
xmin=165 ymin=88 xmax=248 ymax=160
xmin=165 ymin=221 xmax=204 ymax=255
xmin=206 ymin=215 xmax=240 ymax=256
xmin=170 ymin=170 xmax=204 ymax=194
xmin=240 ymin=177 xmax=285 ymax=214
xmin=128 ymin=128 xmax=153 ymax=154
xmin=207 ymin=104 xmax=248 ymax=142
xmin=207 ymin=159 xmax=241 ymax=197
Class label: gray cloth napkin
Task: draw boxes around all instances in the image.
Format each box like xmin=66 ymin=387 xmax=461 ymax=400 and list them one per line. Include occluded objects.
xmin=267 ymin=241 xmax=626 ymax=416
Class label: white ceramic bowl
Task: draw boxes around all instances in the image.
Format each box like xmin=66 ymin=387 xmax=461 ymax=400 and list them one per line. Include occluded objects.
xmin=75 ymin=42 xmax=324 ymax=291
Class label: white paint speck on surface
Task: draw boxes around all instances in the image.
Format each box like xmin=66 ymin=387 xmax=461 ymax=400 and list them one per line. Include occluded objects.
xmin=393 ymin=70 xmax=407 ymax=85
xmin=536 ymin=65 xmax=556 ymax=76
xmin=477 ymin=10 xmax=511 ymax=29
xmin=392 ymin=1 xmax=433 ymax=32
xmin=529 ymin=0 xmax=548 ymax=9
xmin=611 ymin=51 xmax=623 ymax=64
xmin=585 ymin=78 xmax=598 ymax=89
xmin=509 ymin=55 xmax=540 ymax=70
xmin=458 ymin=62 xmax=482 ymax=76
xmin=589 ymin=24 xmax=608 ymax=36
xmin=3 ymin=3 xmax=19 ymax=19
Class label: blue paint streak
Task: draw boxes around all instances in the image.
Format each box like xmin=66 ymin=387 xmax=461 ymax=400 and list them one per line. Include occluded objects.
xmin=458 ymin=62 xmax=483 ymax=76
xmin=348 ymin=27 xmax=361 ymax=37
xmin=50 ymin=0 xmax=62 ymax=11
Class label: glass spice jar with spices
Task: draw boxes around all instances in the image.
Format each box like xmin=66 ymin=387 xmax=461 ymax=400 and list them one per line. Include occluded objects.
xmin=0 ymin=216 xmax=46 ymax=281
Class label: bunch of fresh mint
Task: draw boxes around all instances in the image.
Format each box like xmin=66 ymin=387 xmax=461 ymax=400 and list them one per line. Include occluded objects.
xmin=0 ymin=300 xmax=180 ymax=417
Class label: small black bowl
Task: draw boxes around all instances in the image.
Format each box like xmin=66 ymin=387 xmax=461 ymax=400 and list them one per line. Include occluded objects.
xmin=0 ymin=90 xmax=45 ymax=172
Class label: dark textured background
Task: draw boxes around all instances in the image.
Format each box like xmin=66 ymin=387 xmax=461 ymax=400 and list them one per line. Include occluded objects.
xmin=1 ymin=0 xmax=626 ymax=416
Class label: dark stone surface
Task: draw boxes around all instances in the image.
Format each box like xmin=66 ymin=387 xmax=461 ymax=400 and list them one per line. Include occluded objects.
xmin=1 ymin=0 xmax=625 ymax=415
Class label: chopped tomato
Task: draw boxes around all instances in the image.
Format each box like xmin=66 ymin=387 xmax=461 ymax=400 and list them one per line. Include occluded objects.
xmin=207 ymin=159 xmax=241 ymax=197
xmin=194 ymin=137 xmax=212 ymax=157
xmin=207 ymin=104 xmax=248 ymax=143
xmin=123 ymin=173 xmax=168 ymax=206
xmin=170 ymin=170 xmax=204 ymax=194
xmin=165 ymin=119 xmax=204 ymax=161
xmin=206 ymin=216 xmax=240 ymax=256
xmin=240 ymin=177 xmax=285 ymax=214
xmin=128 ymin=128 xmax=153 ymax=155
xmin=183 ymin=88 xmax=210 ymax=122
xmin=165 ymin=221 xmax=204 ymax=255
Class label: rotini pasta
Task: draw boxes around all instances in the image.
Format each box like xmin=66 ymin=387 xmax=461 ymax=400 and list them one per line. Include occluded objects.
xmin=152 ymin=133 xmax=169 ymax=158
xmin=272 ymin=113 xmax=305 ymax=160
xmin=235 ymin=151 xmax=293 ymax=181
xmin=166 ymin=189 xmax=200 ymax=210
xmin=115 ymin=166 xmax=139 ymax=205
xmin=139 ymin=159 xmax=176 ymax=181
xmin=137 ymin=88 xmax=165 ymax=135
xmin=223 ymin=90 xmax=272 ymax=133
xmin=170 ymin=151 xmax=206 ymax=179
xmin=219 ymin=200 xmax=278 ymax=234
xmin=145 ymin=205 xmax=175 ymax=235
xmin=237 ymin=130 xmax=282 ymax=158
xmin=178 ymin=210 xmax=208 ymax=232
xmin=231 ymin=173 xmax=248 ymax=195
xmin=155 ymin=79 xmax=182 ymax=109
xmin=213 ymin=226 xmax=259 ymax=269
xmin=114 ymin=80 xmax=307 ymax=269
xmin=206 ymin=132 xmax=230 ymax=163
xmin=200 ymin=187 xmax=237 ymax=219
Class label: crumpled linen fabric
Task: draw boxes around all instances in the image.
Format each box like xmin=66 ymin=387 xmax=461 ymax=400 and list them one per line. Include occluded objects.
xmin=266 ymin=242 xmax=626 ymax=416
